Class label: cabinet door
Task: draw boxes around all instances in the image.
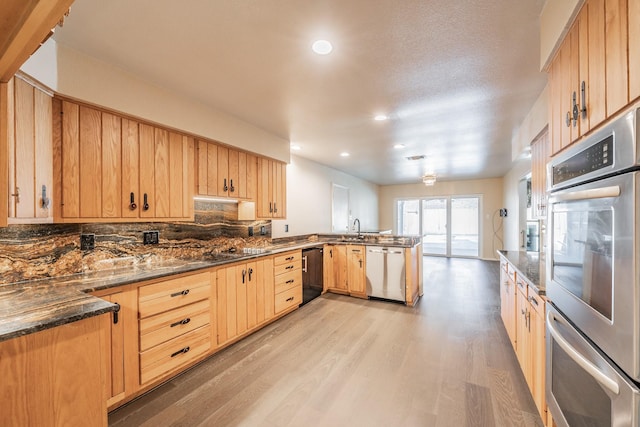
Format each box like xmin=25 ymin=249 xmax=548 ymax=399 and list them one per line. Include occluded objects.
xmin=196 ymin=139 xmax=218 ymax=197
xmin=246 ymin=153 xmax=257 ymax=201
xmin=334 ymin=245 xmax=348 ymax=291
xmin=216 ymin=265 xmax=240 ymax=344
xmin=347 ymin=245 xmax=366 ymax=297
xmin=515 ymin=288 xmax=530 ymax=381
xmin=237 ymin=151 xmax=247 ymax=199
xmin=630 ymin=0 xmax=640 ymax=102
xmin=246 ymin=260 xmax=258 ymax=329
xmin=236 ymin=263 xmax=248 ymax=335
xmin=139 ymin=124 xmax=155 ymax=219
xmin=101 ymin=112 xmax=122 ymax=218
xmin=121 ymin=119 xmax=140 ymax=219
xmin=530 ymin=130 xmax=549 ymax=220
xmin=273 ymin=161 xmax=286 ymax=218
xmin=228 ymin=148 xmax=239 ymax=198
xmin=257 ymin=157 xmax=272 ymax=218
xmin=548 ymin=56 xmax=563 ymax=155
xmin=499 ymin=266 xmax=517 ymax=349
xmin=10 ymin=78 xmax=53 ymax=221
xmin=217 ymin=145 xmax=229 ymax=197
xmin=605 ymin=0 xmax=629 ymax=116
xmin=101 ymin=292 xmax=125 ymax=406
xmin=153 ymin=128 xmax=170 ymax=218
xmin=323 ymin=245 xmax=335 ymax=292
xmin=585 ymin=0 xmax=606 ymax=132
xmin=79 ymin=105 xmax=102 ymax=218
xmin=529 ymin=298 xmax=546 ymax=421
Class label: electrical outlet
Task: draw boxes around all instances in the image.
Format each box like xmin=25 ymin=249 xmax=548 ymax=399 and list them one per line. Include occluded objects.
xmin=248 ymin=226 xmax=254 ymax=237
xmin=80 ymin=234 xmax=95 ymax=251
xmin=260 ymin=226 xmax=266 ymax=236
xmin=285 ymin=224 xmax=289 ymax=232
xmin=143 ymin=230 xmax=160 ymax=245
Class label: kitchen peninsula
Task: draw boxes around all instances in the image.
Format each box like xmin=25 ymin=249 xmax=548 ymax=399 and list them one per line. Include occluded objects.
xmin=0 ymin=232 xmax=422 ymax=426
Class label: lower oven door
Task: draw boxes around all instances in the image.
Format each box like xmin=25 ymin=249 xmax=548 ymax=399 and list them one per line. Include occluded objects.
xmin=547 ymin=171 xmax=640 ymax=381
xmin=546 ymin=304 xmax=640 ymax=427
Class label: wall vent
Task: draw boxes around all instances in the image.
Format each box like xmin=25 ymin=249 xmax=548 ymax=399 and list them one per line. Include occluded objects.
xmin=405 ymin=155 xmax=426 ymax=161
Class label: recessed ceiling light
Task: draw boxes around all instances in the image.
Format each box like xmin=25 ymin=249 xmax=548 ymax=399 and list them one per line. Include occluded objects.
xmin=374 ymin=114 xmax=388 ymax=121
xmin=312 ymin=40 xmax=333 ymax=55
xmin=290 ymin=143 xmax=301 ymax=151
xmin=393 ymin=144 xmax=405 ymax=149
xmin=340 ymin=152 xmax=350 ymax=157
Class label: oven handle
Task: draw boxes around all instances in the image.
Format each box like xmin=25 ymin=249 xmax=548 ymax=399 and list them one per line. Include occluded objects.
xmin=549 ymin=185 xmax=620 ymax=203
xmin=546 ymin=310 xmax=620 ymax=395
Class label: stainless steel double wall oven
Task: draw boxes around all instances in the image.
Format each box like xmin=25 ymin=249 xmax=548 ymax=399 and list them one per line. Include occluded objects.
xmin=546 ymin=107 xmax=640 ymax=426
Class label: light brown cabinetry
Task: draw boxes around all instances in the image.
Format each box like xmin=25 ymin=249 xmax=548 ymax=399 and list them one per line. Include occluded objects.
xmin=530 ymin=129 xmax=549 ymax=220
xmin=346 ymin=245 xmax=366 ymax=298
xmin=548 ymin=0 xmax=633 ymax=156
xmin=257 ymin=157 xmax=286 ymax=219
xmin=274 ymin=250 xmax=302 ymax=313
xmin=323 ymin=244 xmax=348 ymax=294
xmin=499 ymin=260 xmax=517 ymax=350
xmin=216 ymin=257 xmax=275 ymax=346
xmin=196 ymin=141 xmax=257 ymax=201
xmin=0 ymin=314 xmax=108 ymax=427
xmin=53 ymin=99 xmax=194 ymax=222
xmin=137 ymin=272 xmax=212 ymax=385
xmin=94 ymin=287 xmax=138 ymax=410
xmin=6 ymin=76 xmax=53 ymax=222
xmin=630 ymin=0 xmax=640 ymax=101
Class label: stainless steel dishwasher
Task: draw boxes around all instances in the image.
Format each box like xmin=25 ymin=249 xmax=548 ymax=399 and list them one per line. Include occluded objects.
xmin=365 ymin=246 xmax=406 ymax=303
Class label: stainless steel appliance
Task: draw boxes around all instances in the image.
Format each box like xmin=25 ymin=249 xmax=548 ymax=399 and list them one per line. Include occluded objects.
xmin=365 ymin=246 xmax=406 ymax=303
xmin=546 ymin=107 xmax=640 ymax=426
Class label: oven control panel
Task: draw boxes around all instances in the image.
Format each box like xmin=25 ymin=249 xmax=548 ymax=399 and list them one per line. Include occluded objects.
xmin=552 ymin=135 xmax=613 ymax=186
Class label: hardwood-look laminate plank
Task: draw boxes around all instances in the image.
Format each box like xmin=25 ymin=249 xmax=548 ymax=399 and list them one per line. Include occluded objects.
xmin=109 ymin=257 xmax=542 ymax=427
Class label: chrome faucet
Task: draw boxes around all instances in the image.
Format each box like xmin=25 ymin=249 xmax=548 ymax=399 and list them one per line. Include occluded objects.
xmin=353 ymin=218 xmax=363 ymax=239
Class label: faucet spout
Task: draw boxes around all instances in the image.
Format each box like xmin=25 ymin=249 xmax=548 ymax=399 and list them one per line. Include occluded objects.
xmin=353 ymin=218 xmax=363 ymax=239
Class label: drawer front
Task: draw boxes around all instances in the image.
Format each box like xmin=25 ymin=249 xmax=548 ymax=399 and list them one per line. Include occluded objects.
xmin=274 ymin=270 xmax=301 ymax=294
xmin=275 ymin=286 xmax=302 ymax=314
xmin=274 ymin=251 xmax=301 ymax=266
xmin=139 ymin=299 xmax=210 ymax=352
xmin=140 ymin=325 xmax=211 ymax=385
xmin=274 ymin=260 xmax=301 ymax=277
xmin=528 ymin=292 xmax=545 ymax=316
xmin=138 ymin=272 xmax=211 ymax=318
xmin=515 ymin=276 xmax=528 ymax=297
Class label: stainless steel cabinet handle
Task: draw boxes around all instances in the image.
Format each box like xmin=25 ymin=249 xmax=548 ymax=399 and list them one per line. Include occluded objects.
xmin=302 ymin=256 xmax=307 ymax=273
xmin=546 ymin=311 xmax=619 ymax=394
xmin=550 ymin=186 xmax=620 ymax=203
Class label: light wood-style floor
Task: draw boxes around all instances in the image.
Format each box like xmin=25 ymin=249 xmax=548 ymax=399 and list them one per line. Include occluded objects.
xmin=109 ymin=257 xmax=543 ymax=427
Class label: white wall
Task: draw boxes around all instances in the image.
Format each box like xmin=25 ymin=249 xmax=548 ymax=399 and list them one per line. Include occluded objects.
xmin=20 ymin=40 xmax=290 ymax=162
xmin=271 ymin=155 xmax=379 ymax=238
xmin=378 ymin=178 xmax=504 ymax=260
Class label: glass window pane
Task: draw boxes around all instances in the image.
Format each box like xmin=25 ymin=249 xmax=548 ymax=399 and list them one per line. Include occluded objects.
xmin=397 ymin=200 xmax=421 ymax=236
xmin=451 ymin=197 xmax=479 ymax=257
xmin=422 ymin=198 xmax=447 ymax=255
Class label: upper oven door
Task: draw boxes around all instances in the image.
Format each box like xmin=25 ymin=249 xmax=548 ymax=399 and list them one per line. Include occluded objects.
xmin=547 ymin=171 xmax=640 ymax=381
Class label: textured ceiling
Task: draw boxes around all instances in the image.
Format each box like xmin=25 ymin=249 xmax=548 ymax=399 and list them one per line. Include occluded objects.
xmin=53 ymin=0 xmax=547 ymax=185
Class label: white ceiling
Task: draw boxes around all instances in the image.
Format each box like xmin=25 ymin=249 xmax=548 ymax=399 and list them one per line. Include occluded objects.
xmin=53 ymin=0 xmax=547 ymax=186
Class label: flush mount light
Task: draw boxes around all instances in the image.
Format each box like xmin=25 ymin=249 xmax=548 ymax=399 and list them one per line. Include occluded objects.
xmin=393 ymin=144 xmax=405 ymax=149
xmin=374 ymin=114 xmax=388 ymax=121
xmin=290 ymin=143 xmax=301 ymax=151
xmin=340 ymin=152 xmax=350 ymax=157
xmin=312 ymin=40 xmax=333 ymax=55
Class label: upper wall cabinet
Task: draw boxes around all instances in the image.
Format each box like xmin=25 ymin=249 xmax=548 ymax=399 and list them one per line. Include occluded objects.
xmin=53 ymin=98 xmax=194 ymax=222
xmin=6 ymin=76 xmax=53 ymax=223
xmin=257 ymin=157 xmax=286 ymax=219
xmin=548 ymin=0 xmax=633 ymax=156
xmin=196 ymin=140 xmax=257 ymax=201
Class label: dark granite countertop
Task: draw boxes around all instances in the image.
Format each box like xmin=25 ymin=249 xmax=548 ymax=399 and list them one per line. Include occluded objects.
xmin=497 ymin=250 xmax=546 ymax=295
xmin=0 ymin=235 xmax=421 ymax=343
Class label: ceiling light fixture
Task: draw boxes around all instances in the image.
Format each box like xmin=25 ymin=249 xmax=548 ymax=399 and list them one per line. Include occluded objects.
xmin=312 ymin=40 xmax=333 ymax=55
xmin=340 ymin=152 xmax=350 ymax=157
xmin=422 ymin=173 xmax=437 ymax=186
xmin=374 ymin=114 xmax=388 ymax=121
xmin=393 ymin=144 xmax=405 ymax=149
xmin=290 ymin=143 xmax=301 ymax=151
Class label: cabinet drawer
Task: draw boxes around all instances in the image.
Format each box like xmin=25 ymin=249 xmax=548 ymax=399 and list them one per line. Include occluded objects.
xmin=140 ymin=325 xmax=211 ymax=385
xmin=138 ymin=272 xmax=211 ymax=318
xmin=275 ymin=285 xmax=302 ymax=314
xmin=274 ymin=260 xmax=301 ymax=277
xmin=515 ymin=276 xmax=528 ymax=297
xmin=139 ymin=299 xmax=210 ymax=352
xmin=274 ymin=251 xmax=301 ymax=266
xmin=274 ymin=270 xmax=301 ymax=294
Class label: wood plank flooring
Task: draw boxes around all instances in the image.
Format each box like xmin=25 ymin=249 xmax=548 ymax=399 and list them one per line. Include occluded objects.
xmin=109 ymin=257 xmax=543 ymax=427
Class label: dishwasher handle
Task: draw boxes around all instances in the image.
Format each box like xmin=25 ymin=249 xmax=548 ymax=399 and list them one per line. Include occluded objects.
xmin=367 ymin=248 xmax=403 ymax=254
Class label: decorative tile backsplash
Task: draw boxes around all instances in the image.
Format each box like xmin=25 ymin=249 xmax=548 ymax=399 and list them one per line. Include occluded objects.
xmin=0 ymin=201 xmax=271 ymax=285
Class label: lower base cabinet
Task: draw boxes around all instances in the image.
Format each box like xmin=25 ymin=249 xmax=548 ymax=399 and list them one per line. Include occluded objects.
xmin=0 ymin=315 xmax=108 ymax=427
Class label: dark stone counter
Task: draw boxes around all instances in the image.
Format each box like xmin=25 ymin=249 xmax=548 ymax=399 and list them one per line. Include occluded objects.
xmin=497 ymin=250 xmax=546 ymax=294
